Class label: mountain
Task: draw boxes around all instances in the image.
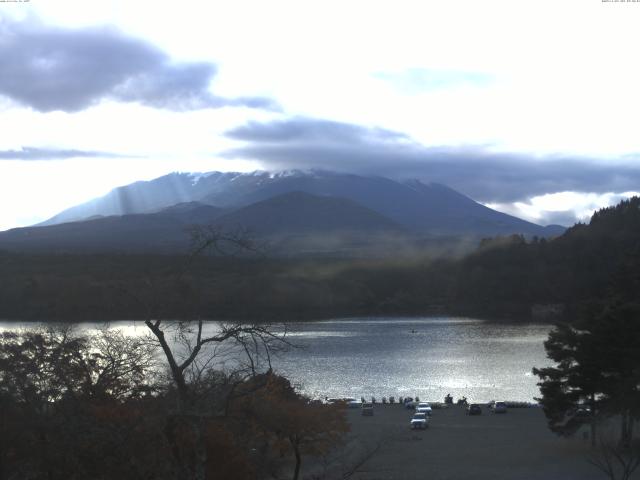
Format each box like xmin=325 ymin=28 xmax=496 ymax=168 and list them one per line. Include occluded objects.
xmin=38 ymin=173 xmax=228 ymax=226
xmin=214 ymin=191 xmax=403 ymax=235
xmin=38 ymin=169 xmax=564 ymax=237
xmin=0 ymin=203 xmax=226 ymax=253
xmin=0 ymin=193 xmax=405 ymax=254
xmin=202 ymin=173 xmax=553 ymax=236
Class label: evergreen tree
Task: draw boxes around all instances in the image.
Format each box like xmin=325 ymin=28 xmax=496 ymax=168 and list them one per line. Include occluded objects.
xmin=534 ymin=303 xmax=640 ymax=447
xmin=533 ymin=323 xmax=604 ymax=445
xmin=589 ymin=303 xmax=640 ymax=447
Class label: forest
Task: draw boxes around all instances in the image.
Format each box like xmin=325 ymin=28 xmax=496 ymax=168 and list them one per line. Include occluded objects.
xmin=0 ymin=197 xmax=638 ymax=324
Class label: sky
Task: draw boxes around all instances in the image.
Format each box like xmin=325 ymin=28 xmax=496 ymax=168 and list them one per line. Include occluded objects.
xmin=1 ymin=0 xmax=640 ymax=231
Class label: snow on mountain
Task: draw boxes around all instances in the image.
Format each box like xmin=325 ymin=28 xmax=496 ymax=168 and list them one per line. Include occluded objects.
xmin=37 ymin=169 xmax=565 ymax=237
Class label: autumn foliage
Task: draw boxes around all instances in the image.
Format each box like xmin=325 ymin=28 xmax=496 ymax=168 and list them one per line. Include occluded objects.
xmin=0 ymin=329 xmax=349 ymax=480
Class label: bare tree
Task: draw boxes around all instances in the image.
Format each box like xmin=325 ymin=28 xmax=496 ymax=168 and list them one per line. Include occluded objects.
xmin=141 ymin=226 xmax=291 ymax=480
xmin=588 ymin=435 xmax=640 ymax=480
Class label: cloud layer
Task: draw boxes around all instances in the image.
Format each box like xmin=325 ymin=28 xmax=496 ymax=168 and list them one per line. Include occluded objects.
xmin=224 ymin=117 xmax=640 ymax=204
xmin=0 ymin=19 xmax=276 ymax=112
xmin=0 ymin=146 xmax=126 ymax=160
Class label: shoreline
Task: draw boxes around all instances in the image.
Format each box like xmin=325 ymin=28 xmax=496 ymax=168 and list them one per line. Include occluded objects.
xmin=0 ymin=314 xmax=555 ymax=325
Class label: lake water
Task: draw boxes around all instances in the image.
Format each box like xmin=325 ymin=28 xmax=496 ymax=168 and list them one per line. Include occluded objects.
xmin=0 ymin=317 xmax=552 ymax=403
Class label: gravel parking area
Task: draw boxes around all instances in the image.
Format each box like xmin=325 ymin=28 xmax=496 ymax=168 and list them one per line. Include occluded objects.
xmin=339 ymin=403 xmax=618 ymax=480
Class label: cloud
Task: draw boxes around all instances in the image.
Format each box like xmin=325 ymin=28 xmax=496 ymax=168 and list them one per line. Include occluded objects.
xmin=223 ymin=117 xmax=640 ymax=203
xmin=537 ymin=210 xmax=585 ymax=227
xmin=374 ymin=68 xmax=493 ymax=94
xmin=0 ymin=147 xmax=126 ymax=160
xmin=228 ymin=117 xmax=409 ymax=144
xmin=505 ymin=191 xmax=640 ymax=227
xmin=485 ymin=201 xmax=584 ymax=227
xmin=0 ymin=19 xmax=277 ymax=112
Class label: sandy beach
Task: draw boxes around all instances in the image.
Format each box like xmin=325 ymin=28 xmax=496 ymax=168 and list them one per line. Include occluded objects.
xmin=327 ymin=403 xmax=629 ymax=480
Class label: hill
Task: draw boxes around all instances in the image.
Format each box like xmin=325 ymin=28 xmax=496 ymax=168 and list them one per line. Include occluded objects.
xmin=0 ymin=203 xmax=225 ymax=253
xmin=445 ymin=197 xmax=640 ymax=319
xmin=0 ymin=193 xmax=406 ymax=254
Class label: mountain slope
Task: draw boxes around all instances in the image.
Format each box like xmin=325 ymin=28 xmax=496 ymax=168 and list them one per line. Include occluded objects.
xmin=37 ymin=169 xmax=563 ymax=237
xmin=214 ymin=191 xmax=403 ymax=235
xmin=201 ymin=171 xmax=560 ymax=236
xmin=0 ymin=203 xmax=226 ymax=253
xmin=0 ymin=193 xmax=404 ymax=254
xmin=445 ymin=196 xmax=640 ymax=319
xmin=38 ymin=172 xmax=237 ymax=226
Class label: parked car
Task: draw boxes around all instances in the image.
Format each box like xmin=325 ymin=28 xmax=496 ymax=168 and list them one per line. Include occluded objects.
xmin=327 ymin=397 xmax=360 ymax=408
xmin=415 ymin=402 xmax=433 ymax=416
xmin=570 ymin=405 xmax=592 ymax=422
xmin=410 ymin=412 xmax=429 ymax=429
xmin=362 ymin=403 xmax=374 ymax=416
xmin=493 ymin=401 xmax=507 ymax=414
xmin=467 ymin=403 xmax=482 ymax=415
xmin=575 ymin=407 xmax=591 ymax=417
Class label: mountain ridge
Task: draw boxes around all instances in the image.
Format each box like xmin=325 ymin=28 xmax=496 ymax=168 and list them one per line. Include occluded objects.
xmin=0 ymin=191 xmax=408 ymax=254
xmin=36 ymin=169 xmax=564 ymax=238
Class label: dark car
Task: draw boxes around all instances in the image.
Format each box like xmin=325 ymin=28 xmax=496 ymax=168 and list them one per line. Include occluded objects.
xmin=571 ymin=406 xmax=592 ymax=422
xmin=361 ymin=403 xmax=374 ymax=416
xmin=467 ymin=403 xmax=482 ymax=415
xmin=493 ymin=401 xmax=508 ymax=414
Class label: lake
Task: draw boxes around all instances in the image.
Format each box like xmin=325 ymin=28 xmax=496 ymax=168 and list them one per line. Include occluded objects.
xmin=0 ymin=317 xmax=552 ymax=403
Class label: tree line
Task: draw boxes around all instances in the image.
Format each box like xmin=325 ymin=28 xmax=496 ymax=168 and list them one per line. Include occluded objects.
xmin=531 ymin=199 xmax=640 ymax=479
xmin=1 ymin=198 xmax=640 ymax=323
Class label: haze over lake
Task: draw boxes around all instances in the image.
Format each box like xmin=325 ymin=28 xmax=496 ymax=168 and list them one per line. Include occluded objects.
xmin=0 ymin=317 xmax=551 ymax=403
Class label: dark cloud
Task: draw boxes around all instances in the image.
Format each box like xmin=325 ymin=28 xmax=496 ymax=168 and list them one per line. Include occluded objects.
xmin=228 ymin=117 xmax=408 ymax=144
xmin=0 ymin=19 xmax=277 ymax=112
xmin=224 ymin=117 xmax=640 ymax=203
xmin=0 ymin=147 xmax=126 ymax=160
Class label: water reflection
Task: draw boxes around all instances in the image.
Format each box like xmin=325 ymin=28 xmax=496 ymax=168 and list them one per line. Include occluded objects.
xmin=0 ymin=317 xmax=552 ymax=402
xmin=270 ymin=317 xmax=552 ymax=402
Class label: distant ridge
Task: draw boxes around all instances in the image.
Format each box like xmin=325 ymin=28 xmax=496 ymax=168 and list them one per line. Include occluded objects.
xmin=0 ymin=203 xmax=226 ymax=253
xmin=35 ymin=169 xmax=564 ymax=238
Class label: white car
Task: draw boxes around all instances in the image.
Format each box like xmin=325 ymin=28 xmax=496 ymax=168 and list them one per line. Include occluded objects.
xmin=326 ymin=397 xmax=360 ymax=408
xmin=410 ymin=412 xmax=429 ymax=429
xmin=415 ymin=402 xmax=432 ymax=416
